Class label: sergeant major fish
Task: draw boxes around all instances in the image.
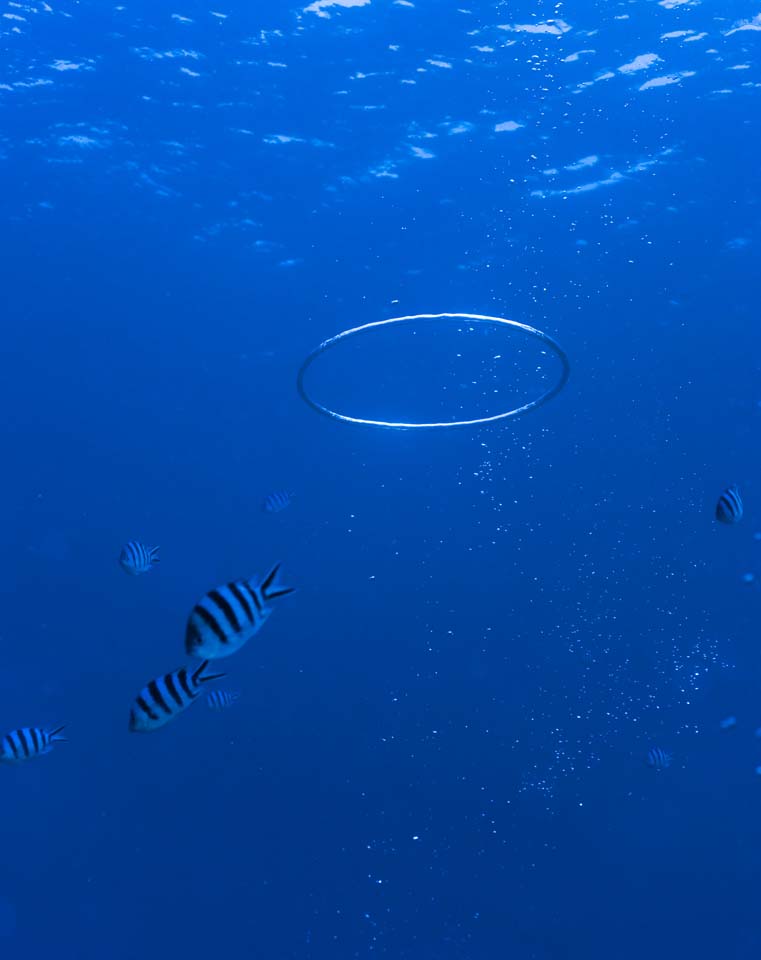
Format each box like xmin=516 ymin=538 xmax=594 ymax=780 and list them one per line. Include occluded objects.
xmin=119 ymin=540 xmax=160 ymax=575
xmin=129 ymin=660 xmax=225 ymax=733
xmin=185 ymin=563 xmax=294 ymax=660
xmin=0 ymin=725 xmax=66 ymax=763
xmin=646 ymin=746 xmax=672 ymax=770
xmin=716 ymin=485 xmax=743 ymax=524
xmin=262 ymin=490 xmax=293 ymax=514
xmin=206 ymin=689 xmax=241 ymax=711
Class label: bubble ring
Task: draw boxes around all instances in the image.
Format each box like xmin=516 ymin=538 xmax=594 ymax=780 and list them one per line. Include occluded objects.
xmin=297 ymin=313 xmax=570 ymax=430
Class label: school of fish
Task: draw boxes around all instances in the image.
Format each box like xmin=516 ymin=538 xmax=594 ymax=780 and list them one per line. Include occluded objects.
xmin=0 ymin=491 xmax=296 ymax=762
xmin=0 ymin=484 xmax=751 ymax=767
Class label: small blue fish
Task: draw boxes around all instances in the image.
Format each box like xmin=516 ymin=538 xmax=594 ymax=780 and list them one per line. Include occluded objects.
xmin=716 ymin=485 xmax=743 ymax=524
xmin=206 ymin=689 xmax=241 ymax=710
xmin=119 ymin=541 xmax=160 ymax=576
xmin=262 ymin=491 xmax=293 ymax=514
xmin=0 ymin=726 xmax=66 ymax=763
xmin=646 ymin=746 xmax=672 ymax=771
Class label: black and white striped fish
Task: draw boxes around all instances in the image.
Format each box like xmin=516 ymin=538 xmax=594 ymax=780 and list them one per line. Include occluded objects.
xmin=0 ymin=725 xmax=66 ymax=763
xmin=119 ymin=541 xmax=160 ymax=575
xmin=646 ymin=746 xmax=672 ymax=771
xmin=206 ymin=689 xmax=241 ymax=711
xmin=185 ymin=563 xmax=295 ymax=660
xmin=129 ymin=660 xmax=225 ymax=733
xmin=716 ymin=485 xmax=743 ymax=524
xmin=262 ymin=490 xmax=293 ymax=514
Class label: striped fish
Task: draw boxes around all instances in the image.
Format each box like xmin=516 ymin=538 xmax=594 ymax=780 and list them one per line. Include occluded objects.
xmin=206 ymin=689 xmax=241 ymax=711
xmin=129 ymin=660 xmax=225 ymax=733
xmin=185 ymin=563 xmax=295 ymax=660
xmin=119 ymin=541 xmax=160 ymax=575
xmin=0 ymin=726 xmax=66 ymax=764
xmin=716 ymin=485 xmax=743 ymax=524
xmin=646 ymin=746 xmax=672 ymax=771
xmin=262 ymin=490 xmax=293 ymax=514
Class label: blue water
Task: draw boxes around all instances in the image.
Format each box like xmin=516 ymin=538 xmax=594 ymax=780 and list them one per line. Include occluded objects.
xmin=1 ymin=1 xmax=761 ymax=956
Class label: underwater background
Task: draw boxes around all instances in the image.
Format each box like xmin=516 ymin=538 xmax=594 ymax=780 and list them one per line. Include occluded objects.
xmin=2 ymin=0 xmax=761 ymax=956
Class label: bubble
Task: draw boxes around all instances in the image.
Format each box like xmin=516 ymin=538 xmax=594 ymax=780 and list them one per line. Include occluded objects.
xmin=297 ymin=313 xmax=570 ymax=430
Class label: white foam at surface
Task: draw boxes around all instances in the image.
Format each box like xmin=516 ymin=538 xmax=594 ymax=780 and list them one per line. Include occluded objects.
xmin=304 ymin=0 xmax=370 ymax=18
xmin=618 ymin=53 xmax=659 ymax=74
xmin=639 ymin=70 xmax=696 ymax=90
xmin=498 ymin=19 xmax=571 ymax=36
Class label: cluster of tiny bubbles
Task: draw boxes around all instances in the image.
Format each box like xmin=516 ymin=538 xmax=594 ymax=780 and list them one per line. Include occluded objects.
xmin=464 ymin=426 xmax=550 ymax=526
xmin=450 ymin=441 xmax=732 ymax=807
xmin=513 ymin=620 xmax=732 ymax=803
xmin=429 ymin=375 xmax=737 ymax=808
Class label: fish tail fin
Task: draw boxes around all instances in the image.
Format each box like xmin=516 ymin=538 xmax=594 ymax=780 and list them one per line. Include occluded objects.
xmin=260 ymin=563 xmax=295 ymax=601
xmin=193 ymin=660 xmax=226 ymax=685
xmin=150 ymin=546 xmax=160 ymax=563
xmin=49 ymin=725 xmax=67 ymax=742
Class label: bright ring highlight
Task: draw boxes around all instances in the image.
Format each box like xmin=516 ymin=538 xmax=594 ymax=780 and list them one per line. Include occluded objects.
xmin=297 ymin=312 xmax=570 ymax=430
